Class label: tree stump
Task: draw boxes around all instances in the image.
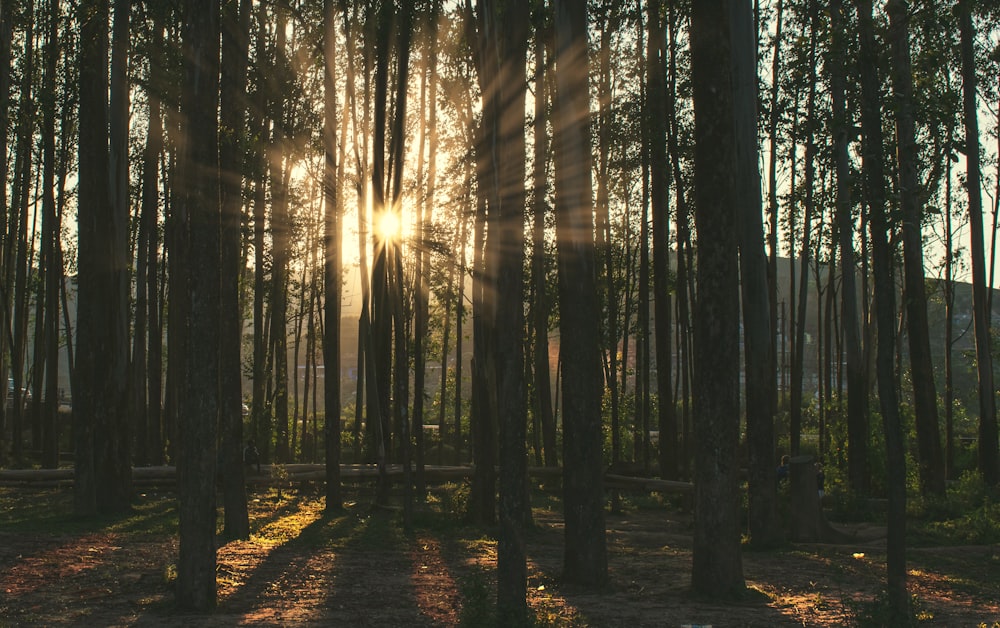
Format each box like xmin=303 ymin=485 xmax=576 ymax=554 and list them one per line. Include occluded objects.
xmin=788 ymin=455 xmax=851 ymax=543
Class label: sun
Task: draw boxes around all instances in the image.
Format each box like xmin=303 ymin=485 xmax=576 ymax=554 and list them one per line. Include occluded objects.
xmin=374 ymin=209 xmax=402 ymax=243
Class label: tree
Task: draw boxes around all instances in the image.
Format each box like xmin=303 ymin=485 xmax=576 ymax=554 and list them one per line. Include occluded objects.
xmin=75 ymin=0 xmax=130 ymax=516
xmin=889 ymin=0 xmax=946 ymax=498
xmin=958 ymin=0 xmax=999 ymax=487
xmin=472 ymin=0 xmax=531 ymax=618
xmin=831 ymin=0 xmax=869 ymax=497
xmin=323 ymin=0 xmax=343 ymax=513
xmin=874 ymin=0 xmax=911 ymax=619
xmin=689 ymin=0 xmax=745 ymax=598
xmin=648 ymin=0 xmax=678 ymax=481
xmin=732 ymin=0 xmax=780 ymax=548
xmin=553 ymin=0 xmax=608 ymax=588
xmin=38 ymin=0 xmax=61 ymax=470
xmin=531 ymin=1 xmax=556 ymax=468
xmin=219 ymin=0 xmax=251 ymax=540
xmin=175 ymin=0 xmax=221 ymax=610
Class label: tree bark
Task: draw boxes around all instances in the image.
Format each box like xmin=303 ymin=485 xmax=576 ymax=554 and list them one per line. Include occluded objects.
xmin=958 ymin=0 xmax=999 ymax=487
xmin=873 ymin=0 xmax=911 ymax=620
xmin=732 ymin=0 xmax=779 ymax=549
xmin=832 ymin=0 xmax=869 ymax=497
xmin=888 ymin=0 xmax=946 ymax=497
xmin=553 ymin=0 xmax=608 ymax=588
xmin=531 ymin=2 xmax=556 ymax=469
xmin=176 ymin=0 xmax=221 ymax=611
xmin=219 ymin=0 xmax=251 ymax=540
xmin=648 ymin=0 xmax=677 ymax=481
xmin=323 ymin=0 xmax=343 ymax=512
xmin=690 ymin=0 xmax=745 ymax=598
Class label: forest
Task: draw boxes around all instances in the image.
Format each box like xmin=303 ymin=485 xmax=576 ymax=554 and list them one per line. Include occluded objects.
xmin=1 ymin=0 xmax=1000 ymax=625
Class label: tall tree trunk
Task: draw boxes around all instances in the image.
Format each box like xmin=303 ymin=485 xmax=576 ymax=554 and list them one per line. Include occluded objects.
xmin=889 ymin=0 xmax=945 ymax=497
xmin=553 ymin=0 xmax=608 ymax=588
xmin=389 ymin=0 xmax=415 ymax=526
xmin=269 ymin=5 xmax=291 ymax=464
xmin=831 ymin=0 xmax=869 ymax=497
xmin=76 ymin=0 xmax=130 ymax=515
xmin=732 ymin=0 xmax=779 ymax=549
xmin=530 ymin=2 xmax=555 ymax=469
xmin=9 ymin=0 xmax=34 ymax=464
xmin=959 ymin=0 xmax=999 ymax=487
xmin=219 ymin=0 xmax=251 ymax=540
xmin=690 ymin=0 xmax=745 ymax=598
xmin=790 ymin=4 xmax=818 ymax=457
xmin=176 ymin=0 xmax=221 ymax=610
xmin=875 ymin=0 xmax=911 ymax=620
xmin=474 ymin=0 xmax=531 ymax=618
xmin=667 ymin=0 xmax=693 ymax=476
xmin=368 ymin=0 xmax=393 ymax=499
xmin=411 ymin=1 xmax=436 ymax=499
xmin=38 ymin=0 xmax=60 ymax=469
xmin=465 ymin=0 xmax=497 ymax=525
xmin=250 ymin=4 xmax=270 ymax=465
xmin=323 ymin=0 xmax=344 ymax=512
xmin=766 ymin=0 xmax=784 ymax=423
xmin=648 ymin=0 xmax=677 ymax=481
xmin=0 ymin=0 xmax=11 ymax=467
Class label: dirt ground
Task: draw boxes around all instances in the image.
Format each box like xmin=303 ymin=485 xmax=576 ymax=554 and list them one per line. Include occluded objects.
xmin=1 ymin=485 xmax=998 ymax=627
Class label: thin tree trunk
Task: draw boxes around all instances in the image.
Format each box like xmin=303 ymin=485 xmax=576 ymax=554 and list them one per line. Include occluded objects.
xmin=532 ymin=1 xmax=556 ymax=469
xmin=878 ymin=0 xmax=912 ymax=618
xmin=830 ymin=0 xmax=869 ymax=496
xmin=959 ymin=0 xmax=999 ymax=487
xmin=889 ymin=0 xmax=946 ymax=497
xmin=790 ymin=4 xmax=818 ymax=457
xmin=38 ymin=0 xmax=60 ymax=469
xmin=648 ymin=0 xmax=677 ymax=481
xmin=323 ymin=0 xmax=343 ymax=511
xmin=732 ymin=0 xmax=779 ymax=548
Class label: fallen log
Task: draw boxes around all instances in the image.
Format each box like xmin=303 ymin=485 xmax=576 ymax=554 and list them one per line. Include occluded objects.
xmin=0 ymin=464 xmax=694 ymax=494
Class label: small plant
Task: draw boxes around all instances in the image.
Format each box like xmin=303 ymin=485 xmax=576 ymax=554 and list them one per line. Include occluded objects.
xmin=271 ymin=463 xmax=289 ymax=499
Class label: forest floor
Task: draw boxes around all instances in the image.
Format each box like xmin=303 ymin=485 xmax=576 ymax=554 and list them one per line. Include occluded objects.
xmin=1 ymin=482 xmax=998 ymax=627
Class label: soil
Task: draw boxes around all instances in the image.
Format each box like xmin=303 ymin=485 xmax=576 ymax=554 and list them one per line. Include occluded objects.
xmin=1 ymin=485 xmax=998 ymax=627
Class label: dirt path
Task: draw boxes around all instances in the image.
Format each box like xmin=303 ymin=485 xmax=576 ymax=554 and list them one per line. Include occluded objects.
xmin=1 ymin=489 xmax=998 ymax=626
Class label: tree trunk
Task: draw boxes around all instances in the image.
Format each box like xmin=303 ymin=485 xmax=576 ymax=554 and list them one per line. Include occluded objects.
xmin=531 ymin=2 xmax=556 ymax=469
xmin=766 ymin=0 xmax=784 ymax=425
xmin=790 ymin=4 xmax=819 ymax=457
xmin=959 ymin=0 xmax=999 ymax=487
xmin=689 ymin=0 xmax=745 ymax=598
xmin=9 ymin=0 xmax=35 ymax=465
xmin=873 ymin=0 xmax=911 ymax=620
xmin=831 ymin=0 xmax=869 ymax=497
xmin=465 ymin=2 xmax=497 ymax=525
xmin=76 ymin=0 xmax=130 ymax=515
xmin=732 ymin=0 xmax=779 ymax=549
xmin=889 ymin=0 xmax=945 ymax=497
xmin=219 ymin=0 xmax=251 ymax=540
xmin=38 ymin=0 xmax=60 ymax=470
xmin=553 ymin=0 xmax=608 ymax=588
xmin=648 ymin=0 xmax=677 ymax=481
xmin=269 ymin=5 xmax=292 ymax=464
xmin=176 ymin=0 xmax=221 ymax=611
xmin=323 ymin=0 xmax=343 ymax=512
xmin=0 ymin=0 xmax=11 ymax=468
